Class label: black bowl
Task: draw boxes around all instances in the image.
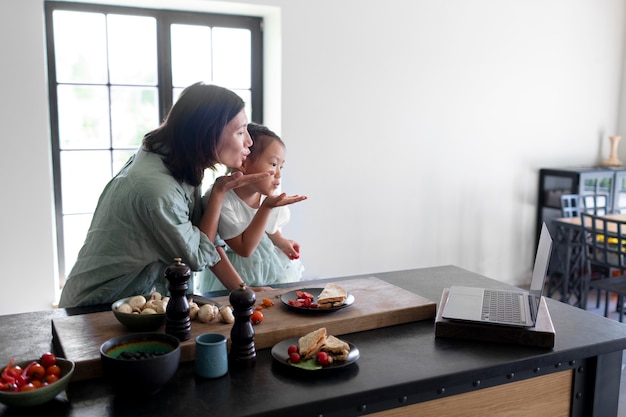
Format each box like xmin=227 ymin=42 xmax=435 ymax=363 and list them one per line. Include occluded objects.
xmin=100 ymin=333 xmax=181 ymax=395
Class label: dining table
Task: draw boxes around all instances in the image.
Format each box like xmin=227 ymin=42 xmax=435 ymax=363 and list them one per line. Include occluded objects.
xmin=550 ymin=213 xmax=626 ymax=308
xmin=1 ymin=265 xmax=626 ymax=417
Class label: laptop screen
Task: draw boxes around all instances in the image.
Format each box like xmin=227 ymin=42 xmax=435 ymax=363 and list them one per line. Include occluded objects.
xmin=529 ymin=223 xmax=553 ymax=315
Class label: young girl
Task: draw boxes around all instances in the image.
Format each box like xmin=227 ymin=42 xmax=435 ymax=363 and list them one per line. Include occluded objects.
xmin=197 ymin=123 xmax=307 ymax=293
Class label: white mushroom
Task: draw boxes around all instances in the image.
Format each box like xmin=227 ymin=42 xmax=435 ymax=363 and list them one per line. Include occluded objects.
xmin=189 ymin=302 xmax=200 ymax=320
xmin=117 ymin=303 xmax=133 ymax=314
xmin=140 ymin=308 xmax=158 ymax=315
xmin=144 ymin=299 xmax=161 ymax=312
xmin=218 ymin=305 xmax=235 ymax=324
xmin=198 ymin=304 xmax=219 ymax=323
xmin=128 ymin=295 xmax=147 ymax=310
xmin=150 ymin=292 xmax=162 ymax=301
xmin=155 ymin=300 xmax=167 ymax=314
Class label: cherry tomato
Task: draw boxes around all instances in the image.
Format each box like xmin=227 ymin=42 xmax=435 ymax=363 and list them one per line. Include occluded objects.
xmin=41 ymin=352 xmax=56 ymax=368
xmin=45 ymin=374 xmax=59 ymax=384
xmin=289 ymin=352 xmax=301 ymax=363
xmin=30 ymin=380 xmax=43 ymax=388
xmin=45 ymin=365 xmax=61 ymax=378
xmin=250 ymin=311 xmax=264 ymax=325
xmin=6 ymin=366 xmax=22 ymax=379
xmin=287 ymin=345 xmax=299 ymax=355
xmin=316 ymin=351 xmax=329 ymax=366
xmin=19 ymin=383 xmax=37 ymax=392
xmin=26 ymin=363 xmax=46 ymax=380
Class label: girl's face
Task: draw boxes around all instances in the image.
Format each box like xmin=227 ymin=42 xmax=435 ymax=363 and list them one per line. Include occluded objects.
xmin=216 ymin=110 xmax=253 ymax=168
xmin=243 ymin=138 xmax=285 ymax=196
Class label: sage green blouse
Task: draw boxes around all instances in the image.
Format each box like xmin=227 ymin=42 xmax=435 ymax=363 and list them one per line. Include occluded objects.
xmin=58 ymin=147 xmax=221 ymax=307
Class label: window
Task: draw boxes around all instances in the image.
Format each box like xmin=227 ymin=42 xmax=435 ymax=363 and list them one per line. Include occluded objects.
xmin=44 ymin=1 xmax=263 ymax=288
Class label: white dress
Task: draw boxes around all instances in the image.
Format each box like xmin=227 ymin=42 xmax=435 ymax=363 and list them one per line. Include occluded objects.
xmin=196 ymin=187 xmax=304 ymax=293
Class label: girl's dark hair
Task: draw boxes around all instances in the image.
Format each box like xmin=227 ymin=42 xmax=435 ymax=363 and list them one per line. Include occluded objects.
xmin=246 ymin=122 xmax=285 ymax=162
xmin=143 ymin=82 xmax=245 ymax=186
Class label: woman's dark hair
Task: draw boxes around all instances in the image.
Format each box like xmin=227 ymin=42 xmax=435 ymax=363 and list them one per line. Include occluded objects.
xmin=143 ymin=82 xmax=245 ymax=186
xmin=246 ymin=122 xmax=285 ymax=163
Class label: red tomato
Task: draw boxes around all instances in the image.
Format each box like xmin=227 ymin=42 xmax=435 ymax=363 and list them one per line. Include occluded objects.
xmin=45 ymin=374 xmax=59 ymax=384
xmin=287 ymin=345 xmax=299 ymax=355
xmin=45 ymin=365 xmax=61 ymax=378
xmin=6 ymin=366 xmax=22 ymax=379
xmin=26 ymin=363 xmax=46 ymax=380
xmin=41 ymin=353 xmax=56 ymax=368
xmin=19 ymin=383 xmax=37 ymax=392
xmin=250 ymin=311 xmax=264 ymax=325
xmin=316 ymin=351 xmax=329 ymax=366
xmin=289 ymin=352 xmax=301 ymax=363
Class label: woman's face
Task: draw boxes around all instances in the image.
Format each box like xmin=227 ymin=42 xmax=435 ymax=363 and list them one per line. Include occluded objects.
xmin=216 ymin=110 xmax=253 ymax=168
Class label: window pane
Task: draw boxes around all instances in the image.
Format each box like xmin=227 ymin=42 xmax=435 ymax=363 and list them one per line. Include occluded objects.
xmin=58 ymin=85 xmax=110 ymax=150
xmin=171 ymin=24 xmax=212 ymax=88
xmin=53 ymin=10 xmax=108 ymax=84
xmin=232 ymin=89 xmax=252 ymax=122
xmin=61 ymin=150 xmax=113 ymax=214
xmin=213 ymin=27 xmax=251 ymax=89
xmin=107 ymin=14 xmax=157 ymax=85
xmin=111 ymin=86 xmax=158 ymax=148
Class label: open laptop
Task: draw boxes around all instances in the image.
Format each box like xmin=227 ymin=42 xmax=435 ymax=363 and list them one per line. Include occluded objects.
xmin=441 ymin=223 xmax=552 ymax=328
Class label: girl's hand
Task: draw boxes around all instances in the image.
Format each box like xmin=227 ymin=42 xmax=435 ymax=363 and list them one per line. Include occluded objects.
xmin=213 ymin=170 xmax=273 ymax=194
xmin=262 ymin=193 xmax=308 ymax=209
xmin=279 ymin=240 xmax=301 ymax=260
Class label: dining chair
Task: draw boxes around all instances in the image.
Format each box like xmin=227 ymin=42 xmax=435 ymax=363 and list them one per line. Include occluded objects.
xmin=581 ymin=193 xmax=610 ymax=215
xmin=580 ymin=212 xmax=626 ymax=322
xmin=560 ymin=194 xmax=581 ymax=218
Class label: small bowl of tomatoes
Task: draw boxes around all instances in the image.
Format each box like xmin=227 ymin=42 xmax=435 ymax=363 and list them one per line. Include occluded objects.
xmin=0 ymin=353 xmax=75 ymax=407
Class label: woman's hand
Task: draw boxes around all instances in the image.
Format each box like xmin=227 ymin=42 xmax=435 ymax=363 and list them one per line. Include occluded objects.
xmin=212 ymin=170 xmax=273 ymax=194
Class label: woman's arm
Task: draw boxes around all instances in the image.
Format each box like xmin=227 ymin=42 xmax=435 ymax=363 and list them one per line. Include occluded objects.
xmin=207 ymin=246 xmax=245 ymax=291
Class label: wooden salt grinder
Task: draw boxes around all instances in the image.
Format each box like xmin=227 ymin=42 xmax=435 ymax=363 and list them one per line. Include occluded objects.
xmin=229 ymin=283 xmax=257 ymax=368
xmin=165 ymin=258 xmax=191 ymax=341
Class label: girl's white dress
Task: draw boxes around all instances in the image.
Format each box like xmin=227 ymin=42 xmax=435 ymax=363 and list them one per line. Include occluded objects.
xmin=196 ymin=187 xmax=304 ymax=293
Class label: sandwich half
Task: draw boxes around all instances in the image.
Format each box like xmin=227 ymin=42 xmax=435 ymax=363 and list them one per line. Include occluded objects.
xmin=321 ymin=335 xmax=350 ymax=362
xmin=317 ymin=283 xmax=347 ymax=308
xmin=298 ymin=327 xmax=327 ymax=359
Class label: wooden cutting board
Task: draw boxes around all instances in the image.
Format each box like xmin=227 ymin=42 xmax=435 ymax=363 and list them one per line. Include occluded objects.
xmin=52 ymin=276 xmax=436 ymax=381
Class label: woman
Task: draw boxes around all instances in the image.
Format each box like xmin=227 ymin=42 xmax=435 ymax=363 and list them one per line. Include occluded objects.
xmin=58 ymin=82 xmax=271 ymax=307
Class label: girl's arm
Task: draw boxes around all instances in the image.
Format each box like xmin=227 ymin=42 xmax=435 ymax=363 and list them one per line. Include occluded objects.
xmin=268 ymin=229 xmax=301 ymax=260
xmin=200 ymin=171 xmax=272 ymax=240
xmin=225 ymin=205 xmax=273 ymax=257
xmin=226 ymin=193 xmax=307 ymax=257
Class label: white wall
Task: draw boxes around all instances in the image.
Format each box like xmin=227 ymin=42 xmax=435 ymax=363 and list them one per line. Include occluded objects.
xmin=1 ymin=0 xmax=624 ymax=315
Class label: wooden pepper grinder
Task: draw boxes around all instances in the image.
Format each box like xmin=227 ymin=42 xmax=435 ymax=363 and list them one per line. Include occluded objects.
xmin=229 ymin=283 xmax=256 ymax=368
xmin=165 ymin=258 xmax=191 ymax=341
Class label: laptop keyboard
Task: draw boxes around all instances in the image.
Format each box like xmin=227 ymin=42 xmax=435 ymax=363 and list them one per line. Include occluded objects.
xmin=481 ymin=290 xmax=524 ymax=324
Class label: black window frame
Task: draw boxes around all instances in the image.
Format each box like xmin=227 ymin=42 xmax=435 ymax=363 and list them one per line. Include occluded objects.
xmin=44 ymin=1 xmax=264 ymax=285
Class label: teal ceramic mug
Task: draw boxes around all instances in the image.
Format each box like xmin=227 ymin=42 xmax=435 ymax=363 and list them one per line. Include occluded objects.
xmin=195 ymin=333 xmax=228 ymax=378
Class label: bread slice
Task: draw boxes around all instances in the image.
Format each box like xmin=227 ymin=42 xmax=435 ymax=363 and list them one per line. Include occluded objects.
xmin=298 ymin=327 xmax=327 ymax=359
xmin=321 ymin=335 xmax=350 ymax=361
xmin=317 ymin=283 xmax=347 ymax=307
